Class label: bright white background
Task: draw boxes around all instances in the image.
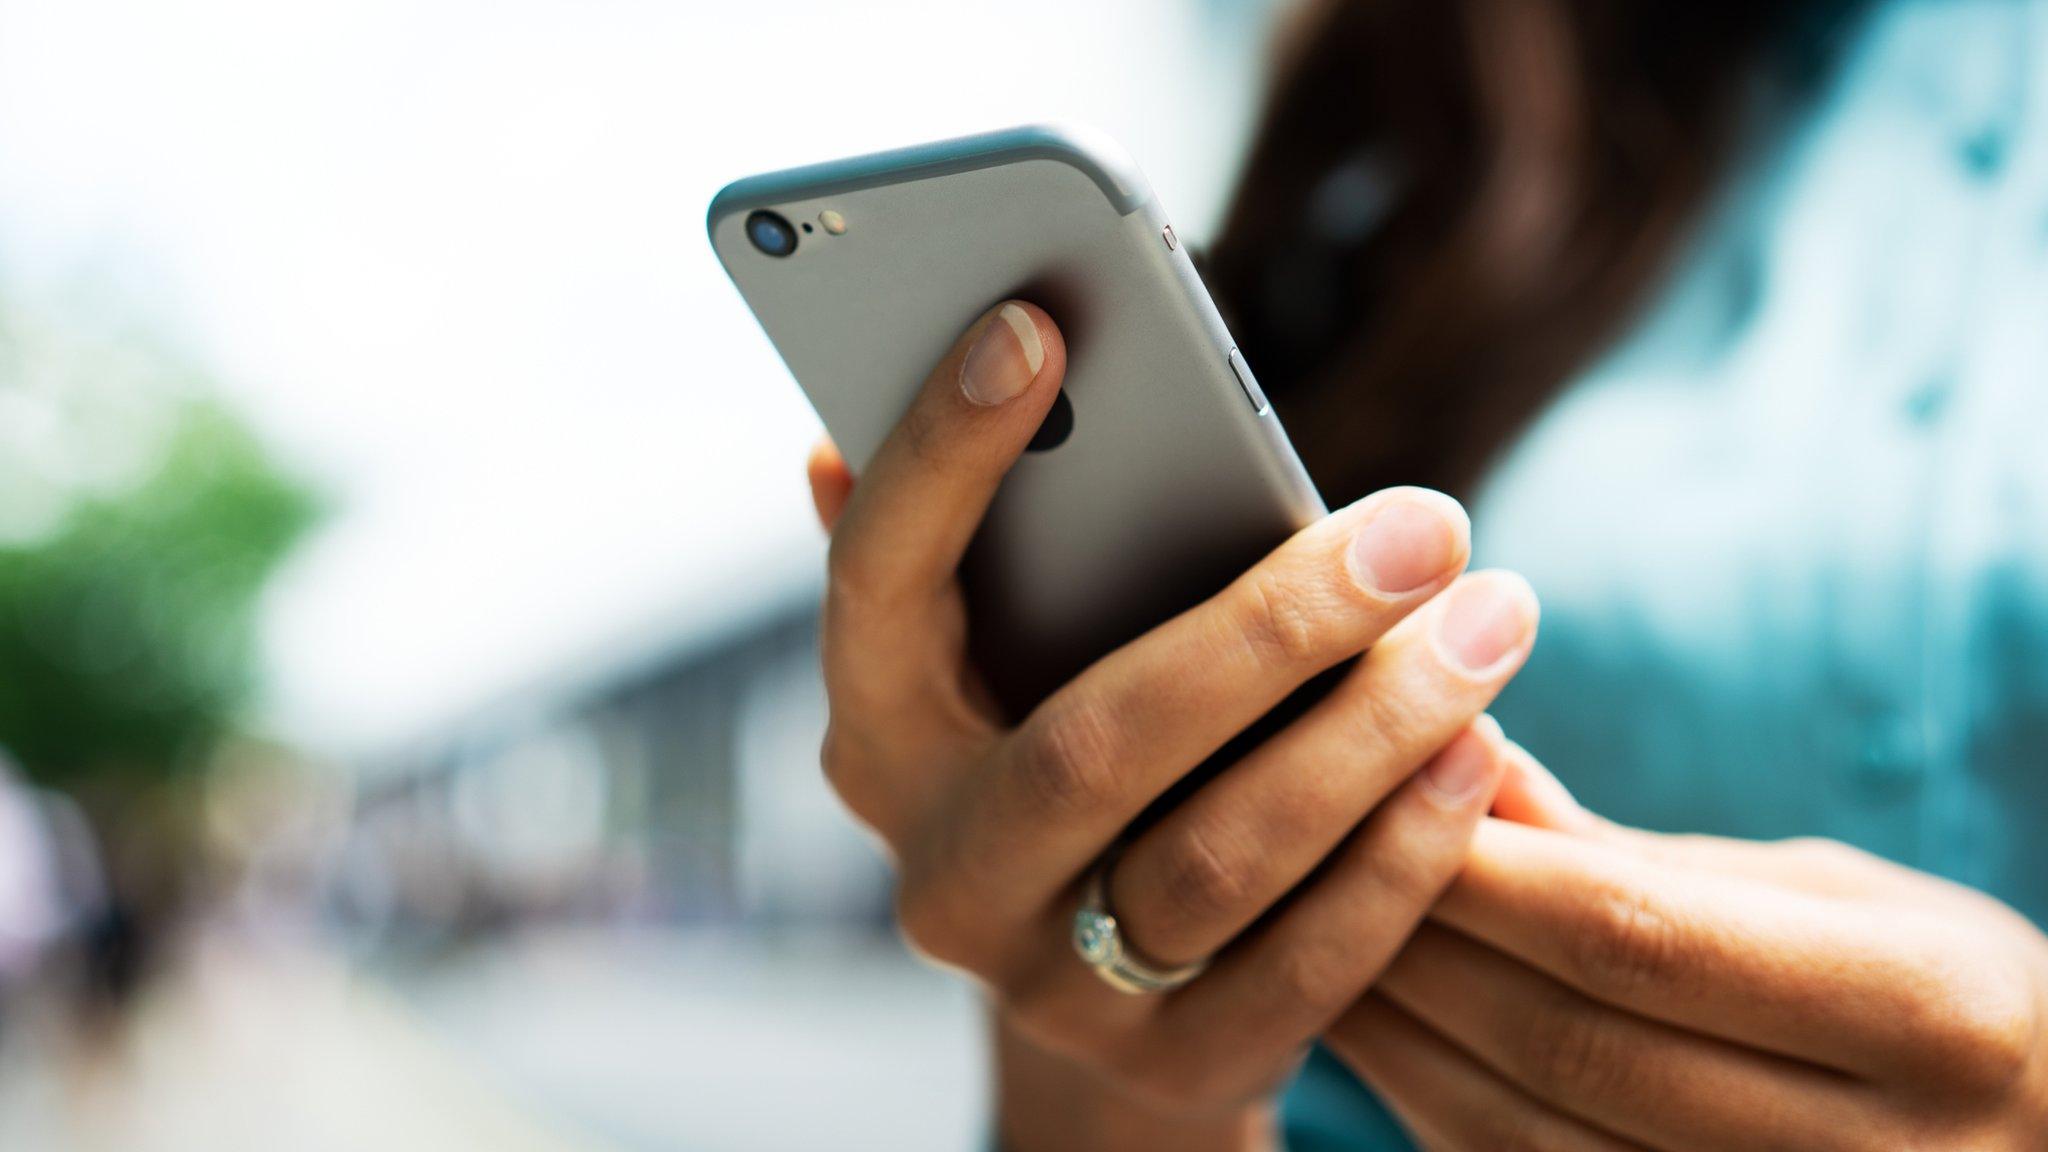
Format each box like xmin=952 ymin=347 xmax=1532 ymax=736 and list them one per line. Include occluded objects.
xmin=0 ymin=0 xmax=1272 ymax=759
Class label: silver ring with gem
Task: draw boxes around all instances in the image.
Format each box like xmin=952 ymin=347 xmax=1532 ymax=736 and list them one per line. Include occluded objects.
xmin=1070 ymin=859 xmax=1209 ymax=995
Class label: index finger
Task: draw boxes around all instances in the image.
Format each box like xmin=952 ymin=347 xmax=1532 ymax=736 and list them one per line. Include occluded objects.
xmin=1436 ymin=819 xmax=2030 ymax=1083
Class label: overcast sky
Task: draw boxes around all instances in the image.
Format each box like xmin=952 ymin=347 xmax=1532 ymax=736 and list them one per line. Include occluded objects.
xmin=0 ymin=0 xmax=1267 ymax=760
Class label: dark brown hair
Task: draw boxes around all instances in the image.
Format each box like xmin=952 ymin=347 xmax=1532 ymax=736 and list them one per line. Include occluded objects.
xmin=1204 ymin=0 xmax=1867 ymax=505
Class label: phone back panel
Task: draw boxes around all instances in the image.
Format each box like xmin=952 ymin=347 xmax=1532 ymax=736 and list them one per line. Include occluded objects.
xmin=709 ymin=126 xmax=1325 ymax=713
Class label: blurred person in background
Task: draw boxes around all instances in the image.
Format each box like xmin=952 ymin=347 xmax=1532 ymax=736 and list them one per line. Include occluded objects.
xmin=0 ymin=754 xmax=72 ymax=992
xmin=805 ymin=0 xmax=2048 ymax=1148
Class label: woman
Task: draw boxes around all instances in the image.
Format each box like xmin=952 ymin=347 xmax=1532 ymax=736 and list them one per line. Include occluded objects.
xmin=805 ymin=0 xmax=2048 ymax=1147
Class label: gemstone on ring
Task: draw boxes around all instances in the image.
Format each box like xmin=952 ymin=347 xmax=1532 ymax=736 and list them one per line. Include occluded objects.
xmin=1072 ymin=907 xmax=1121 ymax=966
xmin=1071 ymin=863 xmax=1210 ymax=995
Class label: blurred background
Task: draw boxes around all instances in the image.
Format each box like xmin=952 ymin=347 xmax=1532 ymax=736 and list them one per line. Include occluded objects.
xmin=0 ymin=0 xmax=1284 ymax=1147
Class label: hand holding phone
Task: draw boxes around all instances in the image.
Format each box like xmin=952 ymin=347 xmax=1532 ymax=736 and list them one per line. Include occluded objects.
xmin=797 ymin=297 xmax=1539 ymax=1117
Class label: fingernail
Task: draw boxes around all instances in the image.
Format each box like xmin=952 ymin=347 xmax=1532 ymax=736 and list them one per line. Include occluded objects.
xmin=959 ymin=304 xmax=1044 ymax=407
xmin=1348 ymin=491 xmax=1465 ymax=595
xmin=1421 ymin=732 xmax=1493 ymax=807
xmin=1436 ymin=573 xmax=1536 ymax=672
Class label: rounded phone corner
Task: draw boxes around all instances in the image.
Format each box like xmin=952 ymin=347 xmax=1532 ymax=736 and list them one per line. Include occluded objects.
xmin=704 ymin=179 xmax=756 ymax=259
xmin=1001 ymin=123 xmax=1153 ymax=216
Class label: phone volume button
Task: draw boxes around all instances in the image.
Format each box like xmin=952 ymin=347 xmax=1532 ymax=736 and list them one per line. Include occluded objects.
xmin=1227 ymin=347 xmax=1270 ymax=416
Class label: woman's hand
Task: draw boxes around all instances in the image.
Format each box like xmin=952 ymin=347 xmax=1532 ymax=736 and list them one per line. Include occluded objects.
xmin=1329 ymin=739 xmax=2048 ymax=1150
xmin=804 ymin=302 xmax=1540 ymax=1136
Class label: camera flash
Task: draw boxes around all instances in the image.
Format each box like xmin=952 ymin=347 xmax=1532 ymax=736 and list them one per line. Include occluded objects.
xmin=819 ymin=210 xmax=847 ymax=235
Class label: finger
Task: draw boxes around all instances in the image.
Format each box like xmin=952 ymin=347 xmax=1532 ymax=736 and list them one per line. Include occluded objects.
xmin=1569 ymin=825 xmax=1958 ymax=908
xmin=1328 ymin=995 xmax=1647 ymax=1152
xmin=1438 ymin=819 xmax=2029 ymax=1082
xmin=1595 ymin=831 xmax=1901 ymax=902
xmin=1473 ymin=726 xmax=1894 ymax=901
xmin=1141 ymin=723 xmax=1507 ymax=1098
xmin=1379 ymin=924 xmax=1871 ymax=1151
xmin=1483 ymin=728 xmax=1604 ymax=837
xmin=938 ymin=488 xmax=1474 ymax=915
xmin=828 ymin=301 xmax=1065 ymax=614
xmin=1109 ymin=571 xmax=1538 ymax=967
xmin=1471 ymin=722 xmax=1874 ymax=890
xmin=806 ymin=437 xmax=855 ymax=531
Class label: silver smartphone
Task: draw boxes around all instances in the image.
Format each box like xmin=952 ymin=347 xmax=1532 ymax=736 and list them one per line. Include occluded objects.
xmin=709 ymin=125 xmax=1326 ymax=714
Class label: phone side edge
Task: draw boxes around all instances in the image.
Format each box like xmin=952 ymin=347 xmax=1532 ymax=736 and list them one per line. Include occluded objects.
xmin=1123 ymin=198 xmax=1331 ymax=528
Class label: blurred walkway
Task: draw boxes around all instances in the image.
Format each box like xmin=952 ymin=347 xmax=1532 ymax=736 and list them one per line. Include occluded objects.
xmin=390 ymin=928 xmax=986 ymax=1151
xmin=0 ymin=928 xmax=983 ymax=1151
xmin=0 ymin=937 xmax=604 ymax=1152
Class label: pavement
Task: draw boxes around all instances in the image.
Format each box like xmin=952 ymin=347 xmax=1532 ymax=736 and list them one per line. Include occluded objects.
xmin=391 ymin=927 xmax=989 ymax=1151
xmin=0 ymin=927 xmax=985 ymax=1152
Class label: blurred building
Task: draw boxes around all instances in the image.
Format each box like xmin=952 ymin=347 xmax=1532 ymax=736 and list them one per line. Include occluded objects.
xmin=336 ymin=596 xmax=886 ymax=945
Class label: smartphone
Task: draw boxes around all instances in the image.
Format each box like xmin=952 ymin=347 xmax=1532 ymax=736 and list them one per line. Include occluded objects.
xmin=708 ymin=125 xmax=1326 ymax=715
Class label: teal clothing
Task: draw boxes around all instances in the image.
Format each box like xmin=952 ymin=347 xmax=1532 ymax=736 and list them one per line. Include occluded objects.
xmin=1282 ymin=0 xmax=2048 ymax=1144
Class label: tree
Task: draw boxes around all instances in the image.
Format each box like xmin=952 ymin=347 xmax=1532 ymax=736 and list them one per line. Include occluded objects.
xmin=0 ymin=289 xmax=316 ymax=997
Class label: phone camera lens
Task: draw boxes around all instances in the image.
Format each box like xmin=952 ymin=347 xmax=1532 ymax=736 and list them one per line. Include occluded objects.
xmin=746 ymin=210 xmax=798 ymax=257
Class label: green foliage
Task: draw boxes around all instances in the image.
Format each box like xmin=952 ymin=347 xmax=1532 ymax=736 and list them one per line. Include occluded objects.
xmin=0 ymin=306 xmax=317 ymax=788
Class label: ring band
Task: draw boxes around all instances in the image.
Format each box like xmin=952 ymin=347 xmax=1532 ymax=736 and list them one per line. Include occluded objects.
xmin=1071 ymin=860 xmax=1209 ymax=995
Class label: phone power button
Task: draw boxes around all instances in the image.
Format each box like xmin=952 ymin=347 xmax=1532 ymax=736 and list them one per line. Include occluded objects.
xmin=1227 ymin=347 xmax=1270 ymax=416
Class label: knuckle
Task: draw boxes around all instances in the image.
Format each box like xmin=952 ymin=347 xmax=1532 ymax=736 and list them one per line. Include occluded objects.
xmin=1361 ymin=819 xmax=1457 ymax=911
xmin=1124 ymin=1073 xmax=1198 ymax=1115
xmin=1335 ymin=671 xmax=1435 ymax=764
xmin=821 ymin=524 xmax=932 ymax=631
xmin=1780 ymin=835 xmax=1872 ymax=874
xmin=1781 ymin=835 xmax=1856 ymax=862
xmin=822 ymin=532 xmax=867 ymax=605
xmin=995 ymin=974 xmax=1099 ymax=1060
xmin=891 ymin=867 xmax=970 ymax=969
xmin=1916 ymin=956 xmax=2039 ymax=1098
xmin=816 ymin=618 xmax=861 ymax=699
xmin=1151 ymin=820 xmax=1257 ymax=937
xmin=821 ymin=536 xmax=892 ymax=633
xmin=992 ymin=968 xmax=1083 ymax=1044
xmin=1562 ymin=878 xmax=1691 ymax=1001
xmin=1261 ymin=778 xmax=1331 ymax=846
xmin=1271 ymin=934 xmax=1364 ymax=1017
xmin=1117 ymin=1042 xmax=1227 ymax=1114
xmin=817 ymin=723 xmax=862 ymax=798
xmin=1009 ymin=701 xmax=1125 ymax=820
xmin=1238 ymin=565 xmax=1335 ymax=669
xmin=816 ymin=724 xmax=904 ymax=842
xmin=897 ymin=393 xmax=953 ymax=469
xmin=1512 ymin=994 xmax=1634 ymax=1103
